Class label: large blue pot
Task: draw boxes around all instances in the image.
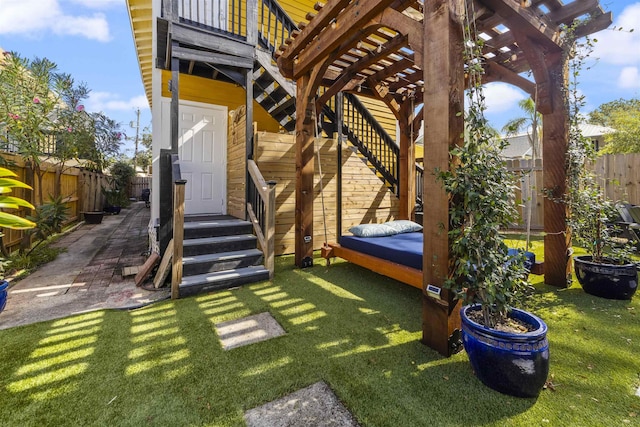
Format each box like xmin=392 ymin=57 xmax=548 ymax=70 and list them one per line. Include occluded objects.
xmin=461 ymin=305 xmax=549 ymax=398
xmin=0 ymin=280 xmax=8 ymax=313
xmin=574 ymin=255 xmax=638 ymax=300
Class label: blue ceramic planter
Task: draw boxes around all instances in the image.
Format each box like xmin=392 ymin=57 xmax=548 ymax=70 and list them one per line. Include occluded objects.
xmin=0 ymin=280 xmax=8 ymax=313
xmin=574 ymin=255 xmax=638 ymax=300
xmin=461 ymin=305 xmax=549 ymax=398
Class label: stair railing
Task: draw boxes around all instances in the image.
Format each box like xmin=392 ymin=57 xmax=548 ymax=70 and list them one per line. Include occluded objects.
xmin=258 ymin=0 xmax=298 ymax=54
xmin=171 ymin=154 xmax=186 ymax=299
xmin=255 ymin=1 xmax=401 ymax=192
xmin=247 ymin=159 xmax=276 ymax=278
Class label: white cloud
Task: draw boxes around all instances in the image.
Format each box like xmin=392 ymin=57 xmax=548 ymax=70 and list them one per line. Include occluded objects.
xmin=67 ymin=0 xmax=123 ymax=8
xmin=87 ymin=92 xmax=149 ymax=114
xmin=618 ymin=67 xmax=640 ymax=89
xmin=482 ymin=82 xmax=528 ymax=114
xmin=592 ymin=3 xmax=640 ymax=66
xmin=0 ymin=0 xmax=111 ymax=42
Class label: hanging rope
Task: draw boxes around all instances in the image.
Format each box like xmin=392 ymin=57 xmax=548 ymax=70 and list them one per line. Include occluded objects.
xmin=312 ymin=97 xmax=329 ymax=246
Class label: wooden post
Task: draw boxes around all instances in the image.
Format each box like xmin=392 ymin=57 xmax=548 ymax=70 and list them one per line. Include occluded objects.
xmin=171 ymin=40 xmax=180 ymax=154
xmin=246 ymin=0 xmax=258 ymax=47
xmin=171 ymin=180 xmax=186 ymax=299
xmin=421 ymin=0 xmax=464 ymax=357
xmin=266 ymin=181 xmax=276 ymax=279
xmin=245 ymin=69 xmax=254 ymax=221
xmin=542 ymin=59 xmax=571 ymax=287
xmin=336 ymin=92 xmax=343 ymax=238
xmin=294 ymin=73 xmax=316 ymax=268
xmin=398 ymin=100 xmax=416 ymax=220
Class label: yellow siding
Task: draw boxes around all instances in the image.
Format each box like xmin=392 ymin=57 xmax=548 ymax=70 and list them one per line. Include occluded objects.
xmin=153 ymin=2 xmax=398 ymax=140
xmin=278 ymin=0 xmax=317 ymax=25
xmin=162 ymin=71 xmax=281 ymax=132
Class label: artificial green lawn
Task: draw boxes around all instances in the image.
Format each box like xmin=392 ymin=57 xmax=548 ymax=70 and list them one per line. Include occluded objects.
xmin=1 ymin=246 xmax=639 ymax=426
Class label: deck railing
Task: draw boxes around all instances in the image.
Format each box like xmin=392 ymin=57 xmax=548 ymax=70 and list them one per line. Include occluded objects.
xmin=247 ymin=159 xmax=276 ymax=278
xmin=164 ymin=0 xmax=247 ymax=40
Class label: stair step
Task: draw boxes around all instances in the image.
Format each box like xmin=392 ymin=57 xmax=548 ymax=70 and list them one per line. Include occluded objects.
xmin=183 ymin=234 xmax=258 ymax=256
xmin=184 ymin=217 xmax=253 ymax=238
xmin=184 ymin=214 xmax=237 ymax=222
xmin=183 ymin=249 xmax=264 ymax=275
xmin=179 ymin=266 xmax=270 ymax=297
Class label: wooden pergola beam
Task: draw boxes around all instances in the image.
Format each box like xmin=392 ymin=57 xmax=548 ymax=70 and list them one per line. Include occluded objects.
xmin=484 ymin=62 xmax=535 ymax=96
xmin=481 ymin=0 xmax=564 ymax=50
xmin=316 ymin=34 xmax=409 ymax=109
xmin=283 ymin=0 xmax=414 ymax=80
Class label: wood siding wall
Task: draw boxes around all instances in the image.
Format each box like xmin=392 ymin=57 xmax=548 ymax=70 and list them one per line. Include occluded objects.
xmin=227 ymin=106 xmax=247 ymax=219
xmin=253 ymin=131 xmax=400 ymax=255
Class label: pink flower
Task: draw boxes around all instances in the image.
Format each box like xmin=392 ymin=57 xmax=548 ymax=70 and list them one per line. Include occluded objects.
xmin=33 ymin=97 xmax=41 ymax=104
xmin=76 ymin=105 xmax=84 ymax=112
xmin=116 ymin=132 xmax=122 ymax=140
xmin=67 ymin=127 xmax=73 ymax=132
xmin=9 ymin=113 xmax=20 ymax=120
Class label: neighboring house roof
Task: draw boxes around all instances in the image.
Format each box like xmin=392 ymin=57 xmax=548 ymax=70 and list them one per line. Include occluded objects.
xmin=502 ymin=134 xmax=532 ymax=159
xmin=501 ymin=123 xmax=614 ymax=159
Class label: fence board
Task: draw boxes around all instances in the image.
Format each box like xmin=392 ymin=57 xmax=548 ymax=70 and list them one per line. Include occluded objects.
xmin=0 ymin=153 xmax=111 ymax=253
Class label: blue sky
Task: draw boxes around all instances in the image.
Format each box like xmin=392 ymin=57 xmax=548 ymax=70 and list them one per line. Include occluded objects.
xmin=1 ymin=0 xmax=639 ymax=156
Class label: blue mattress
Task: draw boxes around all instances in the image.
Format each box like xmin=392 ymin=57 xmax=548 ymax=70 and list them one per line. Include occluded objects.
xmin=339 ymin=233 xmax=535 ymax=271
xmin=340 ymin=232 xmax=424 ymax=270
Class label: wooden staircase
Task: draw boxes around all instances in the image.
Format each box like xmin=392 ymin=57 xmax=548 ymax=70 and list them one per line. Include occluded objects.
xmin=178 ymin=215 xmax=270 ymax=297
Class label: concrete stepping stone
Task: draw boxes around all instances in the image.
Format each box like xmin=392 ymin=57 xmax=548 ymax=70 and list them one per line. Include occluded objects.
xmin=244 ymin=381 xmax=360 ymax=427
xmin=215 ymin=312 xmax=285 ymax=350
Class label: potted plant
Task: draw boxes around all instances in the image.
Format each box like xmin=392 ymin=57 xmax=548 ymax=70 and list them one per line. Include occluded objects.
xmin=0 ymin=167 xmax=36 ymax=313
xmin=435 ymin=24 xmax=548 ymax=398
xmin=102 ymin=187 xmax=124 ymax=215
xmin=565 ymin=35 xmax=637 ymax=300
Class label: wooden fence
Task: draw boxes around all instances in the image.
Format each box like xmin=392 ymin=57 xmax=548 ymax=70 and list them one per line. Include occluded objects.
xmin=130 ymin=176 xmax=152 ymax=200
xmin=0 ymin=153 xmax=112 ymax=253
xmin=506 ymin=154 xmax=640 ymax=230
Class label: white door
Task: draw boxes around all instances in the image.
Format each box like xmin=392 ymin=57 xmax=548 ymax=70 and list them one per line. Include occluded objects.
xmin=178 ymin=104 xmax=227 ymax=215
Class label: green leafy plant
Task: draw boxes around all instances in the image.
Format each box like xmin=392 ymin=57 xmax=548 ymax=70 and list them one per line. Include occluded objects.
xmin=564 ymin=32 xmax=634 ymax=264
xmin=101 ymin=186 xmax=127 ymax=208
xmin=0 ymin=167 xmax=36 ymax=232
xmin=24 ymin=194 xmax=69 ymax=256
xmin=436 ymin=20 xmax=531 ymax=328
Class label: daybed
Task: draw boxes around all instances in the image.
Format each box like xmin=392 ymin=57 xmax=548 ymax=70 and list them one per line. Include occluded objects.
xmin=321 ymin=221 xmax=536 ymax=289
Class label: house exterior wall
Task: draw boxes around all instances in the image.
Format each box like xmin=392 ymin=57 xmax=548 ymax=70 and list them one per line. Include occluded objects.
xmin=160 ymin=71 xmax=281 ymax=133
xmin=254 ymin=130 xmax=401 ymax=255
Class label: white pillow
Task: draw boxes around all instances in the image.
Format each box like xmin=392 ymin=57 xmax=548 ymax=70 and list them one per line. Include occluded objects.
xmin=348 ymin=223 xmax=398 ymax=237
xmin=384 ymin=220 xmax=423 ymax=234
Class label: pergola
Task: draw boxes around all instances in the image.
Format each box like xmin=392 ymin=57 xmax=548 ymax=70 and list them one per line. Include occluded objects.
xmin=277 ymin=0 xmax=611 ymax=356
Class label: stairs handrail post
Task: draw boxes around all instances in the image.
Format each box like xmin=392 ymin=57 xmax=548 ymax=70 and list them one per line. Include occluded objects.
xmin=171 ymin=180 xmax=187 ymax=299
xmin=247 ymin=0 xmax=258 ymax=46
xmin=265 ymin=180 xmax=276 ymax=279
